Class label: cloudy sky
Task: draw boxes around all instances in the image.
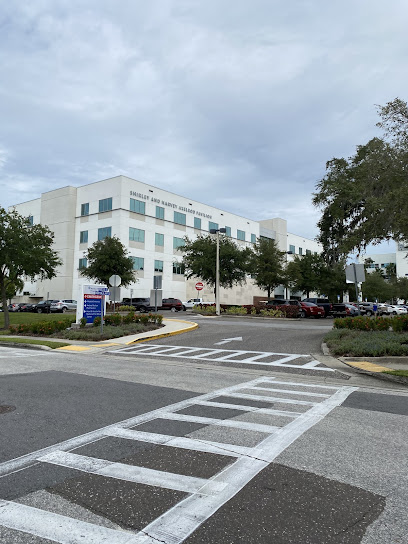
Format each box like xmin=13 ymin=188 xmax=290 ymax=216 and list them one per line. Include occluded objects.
xmin=1 ymin=1 xmax=406 ymax=253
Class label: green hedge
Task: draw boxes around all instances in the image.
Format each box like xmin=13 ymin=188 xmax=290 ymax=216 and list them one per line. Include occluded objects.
xmin=334 ymin=315 xmax=408 ymax=332
xmin=8 ymin=318 xmax=72 ymax=336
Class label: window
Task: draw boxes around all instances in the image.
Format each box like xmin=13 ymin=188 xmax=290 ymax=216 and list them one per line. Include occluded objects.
xmin=80 ymin=231 xmax=88 ymax=243
xmin=156 ymin=206 xmax=164 ymax=220
xmin=251 ymin=234 xmax=256 ymax=244
xmin=237 ymin=230 xmax=245 ymax=241
xmin=130 ymin=198 xmax=145 ymax=214
xmin=174 ymin=211 xmax=186 ymax=225
xmin=173 ymin=237 xmax=185 ymax=249
xmin=154 ymin=260 xmax=163 ymax=272
xmin=299 ymin=247 xmax=303 ymax=255
xmin=194 ymin=217 xmax=201 ymax=229
xmin=78 ymin=258 xmax=87 ymax=270
xmin=131 ymin=256 xmax=144 ymax=271
xmin=306 ymin=249 xmax=311 ymax=256
xmin=225 ymin=226 xmax=231 ymax=237
xmin=173 ymin=262 xmax=185 ymax=275
xmin=155 ymin=233 xmax=164 ymax=246
xmin=129 ymin=227 xmax=145 ymax=243
xmin=209 ymin=221 xmax=219 ymax=231
xmin=81 ymin=203 xmax=89 ymax=216
xmin=28 ymin=215 xmax=34 ymax=226
xmin=99 ymin=198 xmax=112 ymax=213
xmin=98 ymin=227 xmax=111 ymax=240
xmin=289 ymin=244 xmax=295 ymax=254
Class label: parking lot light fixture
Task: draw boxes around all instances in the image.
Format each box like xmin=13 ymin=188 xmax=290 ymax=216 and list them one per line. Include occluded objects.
xmin=210 ymin=227 xmax=226 ymax=316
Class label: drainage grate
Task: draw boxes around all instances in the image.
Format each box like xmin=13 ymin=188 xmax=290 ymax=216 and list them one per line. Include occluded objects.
xmin=0 ymin=405 xmax=16 ymax=415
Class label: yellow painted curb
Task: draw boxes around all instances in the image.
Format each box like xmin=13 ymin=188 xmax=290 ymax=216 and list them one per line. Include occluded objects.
xmin=56 ymin=345 xmax=92 ymax=352
xmin=346 ymin=361 xmax=391 ymax=373
xmin=126 ymin=322 xmax=199 ymax=345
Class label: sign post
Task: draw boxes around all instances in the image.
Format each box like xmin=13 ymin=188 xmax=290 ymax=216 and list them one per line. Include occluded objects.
xmin=346 ymin=263 xmax=365 ymax=316
xmin=195 ymin=282 xmax=204 ymax=295
xmin=109 ymin=275 xmax=121 ymax=312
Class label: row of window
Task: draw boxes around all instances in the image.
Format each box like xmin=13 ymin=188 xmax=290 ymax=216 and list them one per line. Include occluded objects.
xmin=80 ymin=226 xmax=186 ymax=249
xmin=289 ymin=245 xmax=313 ymax=256
xmin=366 ymin=263 xmax=391 ymax=269
xmin=78 ymin=257 xmax=185 ymax=275
xmin=81 ymin=198 xmax=256 ymax=242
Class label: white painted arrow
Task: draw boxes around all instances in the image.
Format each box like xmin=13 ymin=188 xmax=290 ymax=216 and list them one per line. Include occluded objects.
xmin=214 ymin=337 xmax=243 ymax=345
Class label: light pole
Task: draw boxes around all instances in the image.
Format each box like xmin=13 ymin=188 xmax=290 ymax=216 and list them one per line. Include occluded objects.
xmin=285 ymin=250 xmax=293 ymax=300
xmin=210 ymin=228 xmax=226 ymax=316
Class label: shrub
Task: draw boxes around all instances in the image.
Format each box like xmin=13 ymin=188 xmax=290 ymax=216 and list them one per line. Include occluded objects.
xmin=93 ymin=317 xmax=101 ymax=327
xmin=193 ymin=304 xmax=217 ymax=315
xmin=79 ymin=317 xmax=87 ymax=328
xmin=334 ymin=316 xmax=392 ymax=331
xmin=391 ymin=315 xmax=408 ymax=332
xmin=105 ymin=313 xmax=122 ymax=326
xmin=225 ymin=306 xmax=247 ymax=315
xmin=325 ymin=329 xmax=408 ymax=357
xmin=259 ymin=308 xmax=284 ymax=318
xmin=117 ymin=305 xmax=135 ymax=311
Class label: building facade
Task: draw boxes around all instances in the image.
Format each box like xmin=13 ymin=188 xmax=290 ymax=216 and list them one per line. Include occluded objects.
xmin=10 ymin=175 xmax=321 ymax=305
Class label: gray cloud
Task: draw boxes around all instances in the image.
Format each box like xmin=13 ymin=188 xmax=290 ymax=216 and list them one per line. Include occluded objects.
xmin=1 ymin=0 xmax=407 ymax=247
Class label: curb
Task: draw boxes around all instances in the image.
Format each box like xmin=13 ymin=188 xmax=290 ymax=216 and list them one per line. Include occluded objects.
xmin=126 ymin=321 xmax=199 ymax=344
xmin=322 ymin=343 xmax=408 ymax=386
xmin=0 ymin=341 xmax=53 ymax=351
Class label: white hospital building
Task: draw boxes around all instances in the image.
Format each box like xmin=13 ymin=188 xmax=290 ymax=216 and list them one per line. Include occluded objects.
xmin=10 ymin=175 xmax=321 ymax=305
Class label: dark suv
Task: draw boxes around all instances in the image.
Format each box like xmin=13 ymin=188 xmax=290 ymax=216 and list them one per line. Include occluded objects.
xmin=121 ymin=297 xmax=183 ymax=312
xmin=121 ymin=298 xmax=151 ymax=312
xmin=302 ymin=298 xmax=332 ymax=317
xmin=264 ymin=299 xmax=301 ymax=307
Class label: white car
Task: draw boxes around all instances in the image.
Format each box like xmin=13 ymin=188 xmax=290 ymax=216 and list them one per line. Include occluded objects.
xmin=50 ymin=299 xmax=77 ymax=313
xmin=387 ymin=305 xmax=407 ymax=315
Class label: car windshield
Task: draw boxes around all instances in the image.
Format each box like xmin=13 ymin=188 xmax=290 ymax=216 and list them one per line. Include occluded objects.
xmin=302 ymin=302 xmax=316 ymax=307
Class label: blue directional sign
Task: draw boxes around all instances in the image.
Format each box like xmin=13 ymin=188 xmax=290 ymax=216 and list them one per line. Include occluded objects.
xmin=83 ymin=294 xmax=104 ymax=323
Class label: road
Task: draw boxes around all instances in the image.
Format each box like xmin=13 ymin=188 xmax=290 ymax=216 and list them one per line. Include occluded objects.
xmin=0 ymin=316 xmax=407 ymax=543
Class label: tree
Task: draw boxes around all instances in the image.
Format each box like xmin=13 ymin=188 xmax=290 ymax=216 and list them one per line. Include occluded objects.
xmin=361 ymin=269 xmax=393 ymax=302
xmin=313 ymin=98 xmax=408 ymax=259
xmin=80 ymin=236 xmax=136 ymax=287
xmin=180 ymin=234 xmax=252 ymax=295
xmin=250 ymin=237 xmax=286 ymax=297
xmin=286 ymin=253 xmax=320 ymax=298
xmin=0 ymin=207 xmax=62 ymax=329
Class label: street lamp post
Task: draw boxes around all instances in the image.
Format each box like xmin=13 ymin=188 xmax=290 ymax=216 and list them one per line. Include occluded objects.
xmin=285 ymin=250 xmax=293 ymax=300
xmin=210 ymin=228 xmax=226 ymax=316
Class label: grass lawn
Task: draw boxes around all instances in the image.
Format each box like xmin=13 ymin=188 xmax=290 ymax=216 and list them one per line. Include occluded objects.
xmin=382 ymin=370 xmax=408 ymax=377
xmin=0 ymin=337 xmax=71 ymax=349
xmin=324 ymin=328 xmax=408 ymax=357
xmin=0 ymin=312 xmax=76 ymax=331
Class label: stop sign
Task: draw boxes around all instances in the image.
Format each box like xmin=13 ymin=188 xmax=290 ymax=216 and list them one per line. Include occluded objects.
xmin=195 ymin=282 xmax=204 ymax=291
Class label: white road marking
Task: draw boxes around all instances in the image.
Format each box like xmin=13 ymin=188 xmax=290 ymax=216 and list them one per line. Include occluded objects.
xmin=113 ymin=344 xmax=334 ymax=371
xmin=0 ymin=500 xmax=141 ymax=544
xmin=214 ymin=337 xmax=243 ymax=345
xmin=130 ymin=386 xmax=357 ymax=544
xmin=104 ymin=428 xmax=252 ymax=457
xmin=162 ymin=412 xmax=279 ymax=433
xmin=0 ymin=348 xmax=49 ymax=358
xmin=0 ymin=376 xmax=357 ymax=544
xmin=39 ymin=451 xmax=226 ymax=495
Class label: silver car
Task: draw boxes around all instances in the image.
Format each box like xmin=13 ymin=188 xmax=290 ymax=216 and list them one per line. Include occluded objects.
xmin=50 ymin=299 xmax=77 ymax=313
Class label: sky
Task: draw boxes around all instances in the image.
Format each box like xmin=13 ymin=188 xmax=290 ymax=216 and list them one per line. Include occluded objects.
xmin=0 ymin=0 xmax=406 ymax=255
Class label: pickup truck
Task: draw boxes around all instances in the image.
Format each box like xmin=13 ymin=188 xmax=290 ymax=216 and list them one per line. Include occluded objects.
xmin=182 ymin=298 xmax=214 ymax=310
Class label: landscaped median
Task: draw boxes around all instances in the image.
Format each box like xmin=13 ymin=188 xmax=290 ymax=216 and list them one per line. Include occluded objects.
xmin=192 ymin=304 xmax=299 ymax=318
xmin=0 ymin=311 xmax=164 ymax=345
xmin=324 ymin=315 xmax=408 ymax=382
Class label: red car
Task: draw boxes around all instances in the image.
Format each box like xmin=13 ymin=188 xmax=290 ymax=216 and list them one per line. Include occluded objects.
xmin=299 ymin=301 xmax=325 ymax=318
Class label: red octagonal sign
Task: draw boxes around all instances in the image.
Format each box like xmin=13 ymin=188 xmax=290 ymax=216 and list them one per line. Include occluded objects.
xmin=195 ymin=282 xmax=204 ymax=291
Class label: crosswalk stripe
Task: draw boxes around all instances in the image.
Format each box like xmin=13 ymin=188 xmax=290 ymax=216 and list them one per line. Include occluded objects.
xmin=104 ymin=427 xmax=252 ymax=457
xmin=250 ymin=386 xmax=329 ymax=398
xmin=39 ymin=451 xmax=226 ymax=495
xmin=224 ymin=392 xmax=317 ymax=406
xmin=196 ymin=400 xmax=302 ymax=417
xmin=161 ymin=412 xmax=279 ymax=433
xmin=0 ymin=500 xmax=140 ymax=544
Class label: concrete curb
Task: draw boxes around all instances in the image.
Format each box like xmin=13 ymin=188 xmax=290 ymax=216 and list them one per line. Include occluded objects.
xmin=322 ymin=343 xmax=408 ymax=386
xmin=125 ymin=321 xmax=199 ymax=345
xmin=0 ymin=341 xmax=53 ymax=351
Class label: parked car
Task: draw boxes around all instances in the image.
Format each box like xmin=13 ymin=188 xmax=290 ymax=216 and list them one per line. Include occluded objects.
xmin=34 ymin=300 xmax=55 ymax=313
xmin=302 ymin=298 xmax=332 ymax=317
xmin=17 ymin=303 xmax=36 ymax=312
xmin=331 ymin=303 xmax=360 ymax=318
xmin=50 ymin=299 xmax=77 ymax=313
xmin=7 ymin=303 xmax=20 ymax=312
xmin=121 ymin=297 xmax=184 ymax=312
xmin=121 ymin=298 xmax=151 ymax=312
xmin=156 ymin=298 xmax=184 ymax=312
xmin=299 ymin=301 xmax=325 ymax=318
xmin=387 ymin=305 xmax=408 ymax=315
xmin=264 ymin=299 xmax=301 ymax=308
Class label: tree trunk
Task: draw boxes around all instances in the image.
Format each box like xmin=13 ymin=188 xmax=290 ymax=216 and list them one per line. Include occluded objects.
xmin=0 ymin=275 xmax=9 ymax=330
xmin=267 ymin=286 xmax=271 ymax=298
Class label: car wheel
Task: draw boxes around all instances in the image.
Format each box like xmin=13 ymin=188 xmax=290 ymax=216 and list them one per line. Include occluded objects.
xmin=393 ymin=311 xmax=397 ymax=315
xmin=139 ymin=306 xmax=147 ymax=313
xmin=182 ymin=306 xmax=186 ymax=311
xmin=37 ymin=308 xmax=43 ymax=313
xmin=170 ymin=307 xmax=177 ymax=312
xmin=366 ymin=310 xmax=372 ymax=316
xmin=61 ymin=307 xmax=67 ymax=313
xmin=300 ymin=310 xmax=306 ymax=318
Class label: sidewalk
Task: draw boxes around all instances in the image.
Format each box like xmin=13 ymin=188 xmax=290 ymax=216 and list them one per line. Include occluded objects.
xmin=0 ymin=318 xmax=198 ymax=354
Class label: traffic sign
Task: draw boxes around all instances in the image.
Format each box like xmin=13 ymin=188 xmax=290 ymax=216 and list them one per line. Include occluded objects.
xmin=109 ymin=275 xmax=121 ymax=287
xmin=195 ymin=282 xmax=204 ymax=291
